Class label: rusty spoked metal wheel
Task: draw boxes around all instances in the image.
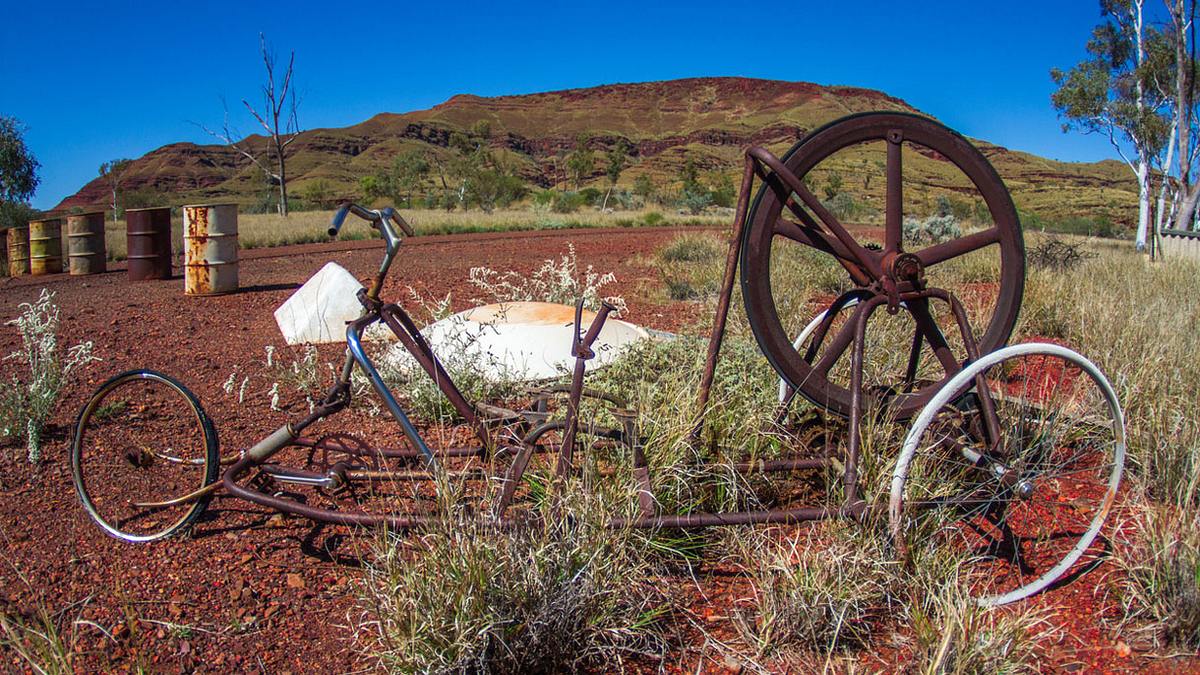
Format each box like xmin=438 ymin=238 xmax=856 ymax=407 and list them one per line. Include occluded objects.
xmin=741 ymin=112 xmax=1025 ymax=420
xmin=71 ymin=370 xmax=220 ymax=543
xmin=889 ymin=343 xmax=1125 ymax=606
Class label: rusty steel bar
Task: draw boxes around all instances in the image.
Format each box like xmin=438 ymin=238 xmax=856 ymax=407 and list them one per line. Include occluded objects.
xmin=845 ymin=295 xmax=887 ymax=507
xmin=885 ymin=130 xmax=904 ymax=254
xmin=295 ymin=436 xmax=485 ymax=460
xmin=747 ymin=146 xmax=882 ymax=279
xmin=66 ymin=212 xmax=107 ymax=275
xmin=222 ymin=454 xmax=438 ymax=528
xmin=610 ymin=503 xmax=867 ymax=529
xmin=183 ymin=203 xmax=239 ymax=295
xmin=133 ymin=481 xmax=222 ymax=508
xmin=690 ymin=153 xmax=757 ymax=444
xmin=731 ymin=457 xmax=829 ymax=473
xmin=345 ymin=467 xmax=487 ymax=482
xmin=346 ymin=314 xmax=437 ymax=466
xmin=379 ymin=304 xmax=483 ymax=440
xmin=556 ymin=299 xmax=615 ymax=477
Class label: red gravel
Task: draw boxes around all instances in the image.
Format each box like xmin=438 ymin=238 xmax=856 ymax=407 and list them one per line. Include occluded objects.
xmin=0 ymin=226 xmax=1194 ymax=673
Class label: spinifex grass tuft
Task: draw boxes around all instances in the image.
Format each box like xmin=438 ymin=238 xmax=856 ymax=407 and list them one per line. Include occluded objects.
xmin=353 ymin=495 xmax=667 ymax=673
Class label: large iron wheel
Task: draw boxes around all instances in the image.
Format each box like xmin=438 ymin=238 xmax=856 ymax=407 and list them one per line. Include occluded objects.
xmin=741 ymin=112 xmax=1025 ymax=419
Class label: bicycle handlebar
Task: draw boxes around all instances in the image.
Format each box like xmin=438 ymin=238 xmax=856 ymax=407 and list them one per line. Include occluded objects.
xmin=327 ymin=202 xmax=415 ymax=239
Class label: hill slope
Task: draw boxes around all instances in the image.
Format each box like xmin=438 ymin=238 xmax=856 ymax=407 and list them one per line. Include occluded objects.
xmin=56 ymin=77 xmax=1135 ymax=226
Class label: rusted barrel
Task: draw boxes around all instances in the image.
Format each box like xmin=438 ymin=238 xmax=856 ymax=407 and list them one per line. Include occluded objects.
xmin=6 ymin=225 xmax=29 ymax=276
xmin=125 ymin=207 xmax=172 ymax=280
xmin=29 ymin=218 xmax=63 ymax=276
xmin=183 ymin=203 xmax=239 ymax=295
xmin=66 ymin=211 xmax=108 ymax=275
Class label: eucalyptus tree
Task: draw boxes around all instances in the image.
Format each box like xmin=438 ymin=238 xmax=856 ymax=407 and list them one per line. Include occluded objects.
xmin=1052 ymin=0 xmax=1172 ymax=248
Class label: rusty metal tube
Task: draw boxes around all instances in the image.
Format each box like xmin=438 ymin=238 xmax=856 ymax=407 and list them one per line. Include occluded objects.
xmin=611 ymin=505 xmax=851 ymax=529
xmin=690 ymin=153 xmax=757 ymax=444
xmin=346 ymin=317 xmax=437 ymax=466
xmin=222 ymin=454 xmax=437 ymax=528
xmin=247 ymin=424 xmax=296 ymax=462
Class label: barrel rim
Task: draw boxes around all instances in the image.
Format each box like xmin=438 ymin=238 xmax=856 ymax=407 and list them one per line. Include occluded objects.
xmin=66 ymin=210 xmax=107 ymax=218
xmin=182 ymin=202 xmax=239 ymax=209
xmin=123 ymin=206 xmax=173 ymax=213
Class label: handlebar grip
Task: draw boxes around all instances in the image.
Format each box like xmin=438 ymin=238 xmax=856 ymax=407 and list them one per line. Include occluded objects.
xmin=328 ymin=203 xmax=352 ymax=237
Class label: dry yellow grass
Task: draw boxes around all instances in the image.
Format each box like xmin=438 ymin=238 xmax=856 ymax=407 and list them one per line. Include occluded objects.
xmin=97 ymin=208 xmax=727 ymax=261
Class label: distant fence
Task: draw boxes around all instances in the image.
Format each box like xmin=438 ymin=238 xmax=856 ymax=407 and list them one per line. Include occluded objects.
xmin=1159 ymin=229 xmax=1200 ymax=262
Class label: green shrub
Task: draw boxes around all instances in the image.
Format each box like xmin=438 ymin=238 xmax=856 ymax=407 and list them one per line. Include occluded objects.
xmin=903 ymin=214 xmax=962 ymax=246
xmin=679 ymin=189 xmax=712 ymax=215
xmin=551 ymin=191 xmax=586 ymax=214
xmin=1 ymin=290 xmax=99 ymax=463
xmin=642 ymin=211 xmax=665 ymax=226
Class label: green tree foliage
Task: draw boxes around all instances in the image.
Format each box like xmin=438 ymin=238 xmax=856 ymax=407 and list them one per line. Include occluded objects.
xmin=0 ymin=201 xmax=37 ymax=233
xmin=1051 ymin=1 xmax=1173 ymax=247
xmin=1050 ymin=6 xmax=1172 ymax=155
xmin=633 ymin=173 xmax=657 ymax=203
xmin=707 ymin=172 xmax=736 ymax=208
xmin=0 ymin=117 xmax=40 ymax=225
xmin=435 ymin=124 xmax=525 ymax=212
xmin=360 ymin=175 xmax=386 ymax=202
xmin=301 ymin=179 xmax=334 ymax=209
xmin=606 ymin=140 xmax=630 ymax=185
xmin=679 ymin=157 xmax=701 ymax=195
xmin=823 ymin=170 xmax=843 ymax=200
xmin=567 ymin=134 xmax=596 ymax=188
xmin=391 ymin=150 xmax=430 ymax=205
xmin=98 ymin=158 xmax=132 ymax=221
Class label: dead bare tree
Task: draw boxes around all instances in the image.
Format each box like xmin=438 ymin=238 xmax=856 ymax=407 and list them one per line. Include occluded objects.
xmin=199 ymin=33 xmax=300 ymax=217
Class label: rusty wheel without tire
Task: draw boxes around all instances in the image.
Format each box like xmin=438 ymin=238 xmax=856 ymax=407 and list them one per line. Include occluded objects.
xmin=741 ymin=112 xmax=1025 ymax=420
xmin=71 ymin=370 xmax=220 ymax=543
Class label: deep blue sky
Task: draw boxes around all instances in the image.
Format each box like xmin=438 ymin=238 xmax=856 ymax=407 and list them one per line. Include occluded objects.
xmin=0 ymin=1 xmax=1152 ymax=210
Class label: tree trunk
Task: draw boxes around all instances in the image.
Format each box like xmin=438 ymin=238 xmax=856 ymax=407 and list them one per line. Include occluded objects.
xmin=1173 ymin=0 xmax=1198 ymax=230
xmin=277 ymin=147 xmax=288 ymax=217
xmin=1133 ymin=0 xmax=1150 ymax=250
xmin=1156 ymin=125 xmax=1178 ymax=241
xmin=1135 ymin=160 xmax=1151 ymax=250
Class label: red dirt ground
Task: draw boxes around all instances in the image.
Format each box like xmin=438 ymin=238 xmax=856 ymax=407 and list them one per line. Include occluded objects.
xmin=0 ymin=226 xmax=1194 ymax=673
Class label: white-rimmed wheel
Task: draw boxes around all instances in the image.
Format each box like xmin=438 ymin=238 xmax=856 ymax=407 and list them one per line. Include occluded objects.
xmin=889 ymin=343 xmax=1125 ymax=606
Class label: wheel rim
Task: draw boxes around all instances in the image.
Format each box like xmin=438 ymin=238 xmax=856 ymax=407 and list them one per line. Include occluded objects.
xmin=741 ymin=112 xmax=1025 ymax=419
xmin=71 ymin=371 xmax=218 ymax=542
xmin=890 ymin=343 xmax=1125 ymax=606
